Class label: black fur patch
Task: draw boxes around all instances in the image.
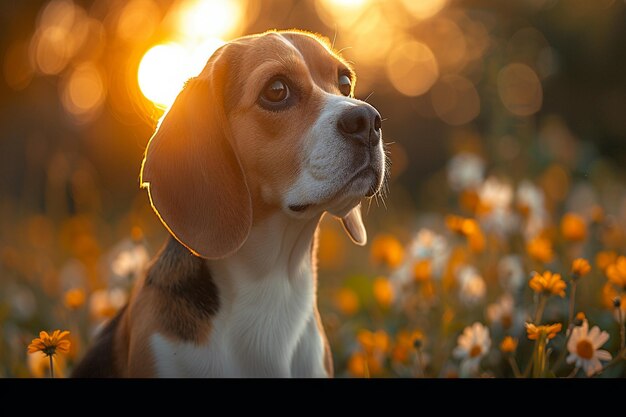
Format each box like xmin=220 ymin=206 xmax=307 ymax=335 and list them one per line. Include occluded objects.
xmin=71 ymin=305 xmax=127 ymax=378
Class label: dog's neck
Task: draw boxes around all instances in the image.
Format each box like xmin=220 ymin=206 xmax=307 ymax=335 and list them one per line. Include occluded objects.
xmin=207 ymin=212 xmax=322 ymax=288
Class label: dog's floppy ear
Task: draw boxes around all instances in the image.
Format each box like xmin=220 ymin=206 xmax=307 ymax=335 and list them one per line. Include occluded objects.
xmin=140 ymin=45 xmax=252 ymax=259
xmin=340 ymin=204 xmax=367 ymax=246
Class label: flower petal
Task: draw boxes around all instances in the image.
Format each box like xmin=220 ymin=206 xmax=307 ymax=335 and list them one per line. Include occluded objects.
xmin=566 ymin=353 xmax=577 ymax=364
xmin=591 ymin=329 xmax=609 ymax=349
xmin=453 ymin=346 xmax=467 ymax=359
xmin=595 ymin=349 xmax=612 ymax=361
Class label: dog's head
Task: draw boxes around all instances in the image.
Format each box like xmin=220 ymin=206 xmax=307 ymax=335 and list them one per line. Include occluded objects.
xmin=141 ymin=30 xmax=386 ymax=259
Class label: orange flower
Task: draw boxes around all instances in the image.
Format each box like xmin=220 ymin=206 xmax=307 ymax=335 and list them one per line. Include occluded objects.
xmin=602 ymin=282 xmax=622 ymax=310
xmin=413 ymin=260 xmax=432 ymax=282
xmin=370 ymin=234 xmax=404 ymax=269
xmin=347 ymin=351 xmax=383 ymax=377
xmin=500 ymin=336 xmax=518 ymax=353
xmin=373 ymin=277 xmax=394 ymax=308
xmin=571 ymin=258 xmax=591 ymax=279
xmin=334 ymin=288 xmax=359 ymax=315
xmin=27 ymin=330 xmax=71 ymax=357
xmin=561 ymin=213 xmax=587 ymax=241
xmin=392 ymin=330 xmax=425 ymax=363
xmin=63 ymin=288 xmax=86 ymax=310
xmin=357 ymin=329 xmax=390 ymax=354
xmin=446 ymin=215 xmax=479 ymax=236
xmin=445 ymin=215 xmax=485 ymax=253
xmin=526 ymin=322 xmax=562 ymax=340
xmin=529 ymin=271 xmax=566 ymax=297
xmin=467 ymin=228 xmax=486 ymax=253
xmin=606 ymin=256 xmax=626 ymax=289
xmin=526 ymin=236 xmax=554 ymax=264
xmin=596 ymin=251 xmax=617 ymax=272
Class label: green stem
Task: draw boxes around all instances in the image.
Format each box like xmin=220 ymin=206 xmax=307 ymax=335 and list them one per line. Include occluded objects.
xmin=534 ymin=295 xmax=547 ymax=324
xmin=49 ymin=355 xmax=54 ymax=379
xmin=414 ymin=349 xmax=425 ymax=378
xmin=507 ymin=355 xmax=522 ymax=378
xmin=532 ymin=334 xmax=548 ymax=378
xmin=550 ymin=329 xmax=574 ymax=373
xmin=567 ymin=281 xmax=577 ymax=331
xmin=618 ymin=306 xmax=625 ymax=351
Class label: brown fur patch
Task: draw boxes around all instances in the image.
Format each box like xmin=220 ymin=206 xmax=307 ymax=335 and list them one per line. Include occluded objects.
xmin=144 ymin=238 xmax=219 ymax=343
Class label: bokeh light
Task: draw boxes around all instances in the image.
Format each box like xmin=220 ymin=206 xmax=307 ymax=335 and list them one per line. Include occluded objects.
xmin=497 ymin=63 xmax=543 ymax=117
xmin=431 ymin=75 xmax=480 ymax=126
xmin=386 ymin=40 xmax=439 ymax=97
xmin=60 ymin=63 xmax=106 ymax=123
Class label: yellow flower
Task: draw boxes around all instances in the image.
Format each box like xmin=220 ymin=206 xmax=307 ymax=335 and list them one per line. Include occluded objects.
xmin=526 ymin=236 xmax=554 ymax=264
xmin=413 ymin=259 xmax=432 ymax=282
xmin=571 ymin=258 xmax=591 ymax=279
xmin=529 ymin=271 xmax=566 ymax=298
xmin=370 ymin=234 xmax=404 ymax=269
xmin=373 ymin=277 xmax=394 ymax=308
xmin=347 ymin=351 xmax=383 ymax=377
xmin=445 ymin=215 xmax=485 ymax=253
xmin=602 ymin=282 xmax=622 ymax=309
xmin=334 ymin=288 xmax=359 ymax=316
xmin=392 ymin=330 xmax=425 ymax=363
xmin=357 ymin=329 xmax=390 ymax=354
xmin=27 ymin=330 xmax=71 ymax=357
xmin=596 ymin=251 xmax=617 ymax=272
xmin=445 ymin=215 xmax=478 ymax=236
xmin=500 ymin=336 xmax=518 ymax=353
xmin=467 ymin=228 xmax=486 ymax=253
xmin=525 ymin=322 xmax=562 ymax=340
xmin=606 ymin=256 xmax=626 ymax=289
xmin=575 ymin=312 xmax=586 ymax=322
xmin=561 ymin=213 xmax=587 ymax=241
xmin=63 ymin=288 xmax=86 ymax=310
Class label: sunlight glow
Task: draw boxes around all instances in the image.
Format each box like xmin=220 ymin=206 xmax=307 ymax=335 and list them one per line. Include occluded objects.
xmin=138 ymin=39 xmax=224 ymax=108
xmin=176 ymin=0 xmax=244 ymax=40
xmin=137 ymin=0 xmax=242 ymax=108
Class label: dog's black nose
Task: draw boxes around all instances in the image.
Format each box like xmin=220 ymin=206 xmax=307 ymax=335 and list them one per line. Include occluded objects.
xmin=337 ymin=105 xmax=381 ymax=147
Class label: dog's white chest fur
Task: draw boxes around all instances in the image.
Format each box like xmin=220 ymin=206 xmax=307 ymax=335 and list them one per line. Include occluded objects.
xmin=149 ymin=216 xmax=327 ymax=377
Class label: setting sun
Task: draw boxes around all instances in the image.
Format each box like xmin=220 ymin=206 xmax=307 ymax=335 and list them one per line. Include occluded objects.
xmin=138 ymin=39 xmax=224 ymax=108
xmin=137 ymin=0 xmax=242 ymax=108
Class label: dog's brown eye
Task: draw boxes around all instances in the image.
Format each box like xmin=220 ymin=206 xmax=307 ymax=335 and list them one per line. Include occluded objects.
xmin=263 ymin=79 xmax=289 ymax=103
xmin=339 ymin=74 xmax=352 ymax=96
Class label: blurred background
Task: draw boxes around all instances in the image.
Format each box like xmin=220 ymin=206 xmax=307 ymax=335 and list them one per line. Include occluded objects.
xmin=1 ymin=0 xmax=626 ymax=377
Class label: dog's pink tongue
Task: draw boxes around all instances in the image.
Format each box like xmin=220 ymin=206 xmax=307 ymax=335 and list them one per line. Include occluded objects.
xmin=340 ymin=204 xmax=367 ymax=246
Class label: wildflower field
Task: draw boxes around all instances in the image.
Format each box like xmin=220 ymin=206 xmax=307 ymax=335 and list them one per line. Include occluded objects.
xmin=1 ymin=0 xmax=626 ymax=378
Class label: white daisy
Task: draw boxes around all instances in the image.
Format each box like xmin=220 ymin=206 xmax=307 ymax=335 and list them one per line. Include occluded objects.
xmin=478 ymin=176 xmax=519 ymax=237
xmin=457 ymin=265 xmax=486 ymax=306
xmin=516 ymin=180 xmax=549 ymax=239
xmin=408 ymin=228 xmax=450 ymax=279
xmin=453 ymin=322 xmax=491 ymax=376
xmin=566 ymin=320 xmax=612 ymax=376
xmin=447 ymin=152 xmax=485 ymax=192
xmin=486 ymin=293 xmax=514 ymax=329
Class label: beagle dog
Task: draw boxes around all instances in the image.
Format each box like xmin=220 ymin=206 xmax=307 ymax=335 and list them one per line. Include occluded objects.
xmin=72 ymin=30 xmax=386 ymax=377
